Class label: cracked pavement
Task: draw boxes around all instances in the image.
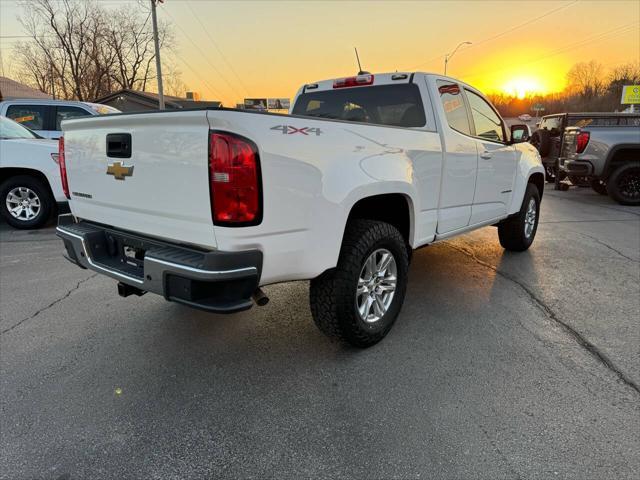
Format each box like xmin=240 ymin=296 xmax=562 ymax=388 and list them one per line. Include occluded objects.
xmin=1 ymin=187 xmax=639 ymax=479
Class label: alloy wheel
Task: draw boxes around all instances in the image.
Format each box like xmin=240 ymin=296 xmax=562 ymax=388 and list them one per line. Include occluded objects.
xmin=5 ymin=187 xmax=41 ymax=221
xmin=524 ymin=198 xmax=537 ymax=239
xmin=356 ymin=248 xmax=397 ymax=323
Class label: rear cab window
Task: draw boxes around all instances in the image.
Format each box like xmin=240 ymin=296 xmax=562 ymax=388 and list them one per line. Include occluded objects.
xmin=292 ymin=84 xmax=426 ymax=128
xmin=539 ymin=116 xmax=563 ymax=134
xmin=55 ymin=106 xmax=91 ymax=130
xmin=5 ymin=105 xmax=47 ymax=130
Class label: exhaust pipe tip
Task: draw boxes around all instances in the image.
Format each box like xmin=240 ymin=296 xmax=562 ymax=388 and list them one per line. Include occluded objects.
xmin=252 ymin=288 xmax=269 ymax=306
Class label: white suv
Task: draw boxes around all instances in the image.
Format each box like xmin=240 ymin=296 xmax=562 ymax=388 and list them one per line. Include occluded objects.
xmin=0 ymin=99 xmax=119 ymax=140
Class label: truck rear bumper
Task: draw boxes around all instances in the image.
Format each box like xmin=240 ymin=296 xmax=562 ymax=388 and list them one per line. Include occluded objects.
xmin=56 ymin=214 xmax=262 ymax=313
xmin=559 ymin=158 xmax=594 ymax=176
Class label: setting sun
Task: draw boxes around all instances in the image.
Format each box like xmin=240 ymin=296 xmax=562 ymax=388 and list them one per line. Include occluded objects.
xmin=502 ymin=77 xmax=545 ymax=99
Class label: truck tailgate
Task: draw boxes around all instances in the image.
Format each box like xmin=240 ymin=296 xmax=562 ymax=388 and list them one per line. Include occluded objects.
xmin=63 ymin=111 xmax=216 ymax=248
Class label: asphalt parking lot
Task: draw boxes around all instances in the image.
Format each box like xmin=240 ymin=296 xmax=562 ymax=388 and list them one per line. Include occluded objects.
xmin=1 ymin=187 xmax=639 ymax=480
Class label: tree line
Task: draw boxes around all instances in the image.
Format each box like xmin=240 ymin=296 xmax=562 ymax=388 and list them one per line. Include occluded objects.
xmin=487 ymin=61 xmax=640 ymax=118
xmin=14 ymin=0 xmax=186 ymax=102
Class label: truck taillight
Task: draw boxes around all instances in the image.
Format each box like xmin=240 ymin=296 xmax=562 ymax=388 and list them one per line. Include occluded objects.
xmin=333 ymin=74 xmax=374 ymax=88
xmin=576 ymin=131 xmax=590 ymax=154
xmin=209 ymin=132 xmax=261 ymax=226
xmin=58 ymin=137 xmax=70 ymax=199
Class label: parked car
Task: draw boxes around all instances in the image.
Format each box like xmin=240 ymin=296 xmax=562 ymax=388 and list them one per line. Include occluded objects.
xmin=56 ymin=72 xmax=544 ymax=347
xmin=0 ymin=116 xmax=64 ymax=229
xmin=529 ymin=112 xmax=638 ymax=186
xmin=518 ymin=113 xmax=532 ymax=122
xmin=558 ymin=116 xmax=640 ymax=205
xmin=0 ymin=99 xmax=119 ymax=140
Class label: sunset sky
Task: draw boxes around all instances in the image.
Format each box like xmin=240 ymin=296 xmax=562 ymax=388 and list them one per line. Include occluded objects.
xmin=0 ymin=0 xmax=638 ymax=106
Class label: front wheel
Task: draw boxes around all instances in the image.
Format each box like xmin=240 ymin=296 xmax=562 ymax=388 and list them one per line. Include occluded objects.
xmin=309 ymin=219 xmax=409 ymax=348
xmin=544 ymin=165 xmax=556 ymax=183
xmin=498 ymin=183 xmax=540 ymax=252
xmin=0 ymin=175 xmax=53 ymax=229
xmin=607 ymin=163 xmax=640 ymax=205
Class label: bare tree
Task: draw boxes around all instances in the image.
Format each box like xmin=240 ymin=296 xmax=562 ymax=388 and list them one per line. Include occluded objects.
xmin=566 ymin=61 xmax=606 ymax=99
xmin=608 ymin=62 xmax=640 ymax=97
xmin=163 ymin=63 xmax=189 ymax=98
xmin=14 ymin=0 xmax=176 ymax=101
xmin=106 ymin=9 xmax=174 ymax=92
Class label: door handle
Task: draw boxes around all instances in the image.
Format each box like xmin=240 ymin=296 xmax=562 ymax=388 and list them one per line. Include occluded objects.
xmin=480 ymin=151 xmax=492 ymax=160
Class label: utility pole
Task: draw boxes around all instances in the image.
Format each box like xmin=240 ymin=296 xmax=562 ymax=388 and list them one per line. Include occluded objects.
xmin=150 ymin=0 xmax=165 ymax=110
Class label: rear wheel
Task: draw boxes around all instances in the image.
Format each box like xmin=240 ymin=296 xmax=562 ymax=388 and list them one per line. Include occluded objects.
xmin=590 ymin=178 xmax=607 ymax=195
xmin=607 ymin=163 xmax=640 ymax=205
xmin=498 ymin=183 xmax=540 ymax=252
xmin=0 ymin=175 xmax=53 ymax=229
xmin=309 ymin=219 xmax=409 ymax=348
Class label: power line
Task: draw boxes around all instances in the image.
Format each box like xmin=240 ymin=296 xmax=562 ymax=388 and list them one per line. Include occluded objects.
xmin=159 ymin=4 xmax=244 ymax=101
xmin=460 ymin=22 xmax=639 ymax=80
xmin=123 ymin=9 xmax=152 ymax=59
xmin=185 ymin=0 xmax=250 ymax=96
xmin=408 ymin=0 xmax=580 ymax=70
xmin=173 ymin=54 xmax=226 ymax=100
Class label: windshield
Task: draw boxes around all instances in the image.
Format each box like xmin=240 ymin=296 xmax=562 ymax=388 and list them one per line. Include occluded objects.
xmin=292 ymin=84 xmax=426 ymax=127
xmin=0 ymin=116 xmax=39 ymax=140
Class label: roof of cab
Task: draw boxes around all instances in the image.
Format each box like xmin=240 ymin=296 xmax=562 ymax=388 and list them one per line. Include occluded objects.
xmin=300 ymin=71 xmax=478 ymax=93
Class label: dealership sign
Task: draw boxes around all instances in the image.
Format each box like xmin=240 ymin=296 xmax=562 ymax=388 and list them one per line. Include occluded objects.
xmin=621 ymin=85 xmax=640 ymax=104
xmin=267 ymin=98 xmax=290 ymax=110
xmin=244 ymin=98 xmax=267 ymax=110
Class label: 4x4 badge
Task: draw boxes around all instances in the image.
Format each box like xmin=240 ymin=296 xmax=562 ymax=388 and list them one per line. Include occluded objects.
xmin=106 ymin=161 xmax=134 ymax=180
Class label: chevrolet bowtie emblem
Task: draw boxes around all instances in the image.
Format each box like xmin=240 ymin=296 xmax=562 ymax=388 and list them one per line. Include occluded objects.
xmin=106 ymin=161 xmax=134 ymax=180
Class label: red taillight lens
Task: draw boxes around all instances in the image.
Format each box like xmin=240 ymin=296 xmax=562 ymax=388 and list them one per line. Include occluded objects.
xmin=58 ymin=137 xmax=70 ymax=199
xmin=333 ymin=74 xmax=374 ymax=88
xmin=576 ymin=131 xmax=590 ymax=154
xmin=209 ymin=132 xmax=261 ymax=225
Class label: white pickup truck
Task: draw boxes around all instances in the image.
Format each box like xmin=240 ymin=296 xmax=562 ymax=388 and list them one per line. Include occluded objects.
xmin=56 ymin=72 xmax=544 ymax=347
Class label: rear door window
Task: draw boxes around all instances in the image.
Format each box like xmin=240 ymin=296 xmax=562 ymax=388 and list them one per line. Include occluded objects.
xmin=292 ymin=84 xmax=426 ymax=127
xmin=5 ymin=105 xmax=47 ymax=130
xmin=436 ymin=81 xmax=472 ymax=136
xmin=55 ymin=106 xmax=91 ymax=130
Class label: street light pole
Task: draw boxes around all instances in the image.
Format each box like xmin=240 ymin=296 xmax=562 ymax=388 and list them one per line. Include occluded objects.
xmin=444 ymin=41 xmax=472 ymax=76
xmin=150 ymin=0 xmax=165 ymax=110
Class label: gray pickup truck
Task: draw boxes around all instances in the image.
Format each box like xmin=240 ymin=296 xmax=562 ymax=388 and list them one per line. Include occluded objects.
xmin=530 ymin=113 xmax=639 ymax=205
xmin=558 ymin=114 xmax=639 ymax=205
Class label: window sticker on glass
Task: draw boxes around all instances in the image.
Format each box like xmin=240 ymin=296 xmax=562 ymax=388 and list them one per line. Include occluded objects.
xmin=13 ymin=115 xmax=35 ymax=124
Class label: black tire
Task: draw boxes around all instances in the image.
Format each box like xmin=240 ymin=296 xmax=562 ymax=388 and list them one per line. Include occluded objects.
xmin=607 ymin=162 xmax=640 ymax=206
xmin=568 ymin=176 xmax=589 ymax=187
xmin=309 ymin=219 xmax=409 ymax=348
xmin=530 ymin=129 xmax=551 ymax=157
xmin=553 ymin=159 xmax=567 ymax=190
xmin=544 ymin=164 xmax=556 ymax=183
xmin=498 ymin=183 xmax=540 ymax=252
xmin=0 ymin=175 xmax=53 ymax=229
xmin=590 ymin=178 xmax=608 ymax=195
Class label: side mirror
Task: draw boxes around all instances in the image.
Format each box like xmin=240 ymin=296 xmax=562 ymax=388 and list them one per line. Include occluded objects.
xmin=510 ymin=124 xmax=530 ymax=143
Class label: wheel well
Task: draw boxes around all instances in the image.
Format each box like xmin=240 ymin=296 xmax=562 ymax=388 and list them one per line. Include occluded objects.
xmin=0 ymin=168 xmax=54 ymax=197
xmin=528 ymin=172 xmax=544 ymax=199
xmin=347 ymin=194 xmax=411 ymax=244
xmin=605 ymin=148 xmax=640 ymax=179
